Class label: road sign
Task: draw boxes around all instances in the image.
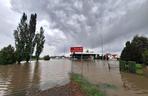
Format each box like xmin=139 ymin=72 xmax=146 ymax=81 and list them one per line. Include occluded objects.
xmin=70 ymin=47 xmax=83 ymax=52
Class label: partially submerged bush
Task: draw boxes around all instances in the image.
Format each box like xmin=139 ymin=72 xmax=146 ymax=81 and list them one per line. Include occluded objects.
xmin=43 ymin=55 xmax=50 ymax=60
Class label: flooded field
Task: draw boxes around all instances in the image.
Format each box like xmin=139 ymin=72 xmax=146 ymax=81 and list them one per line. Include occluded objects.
xmin=0 ymin=60 xmax=71 ymax=96
xmin=0 ymin=59 xmax=148 ymax=96
xmin=72 ymin=60 xmax=148 ymax=96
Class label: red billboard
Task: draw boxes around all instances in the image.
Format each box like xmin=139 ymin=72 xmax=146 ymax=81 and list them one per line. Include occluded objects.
xmin=70 ymin=47 xmax=83 ymax=52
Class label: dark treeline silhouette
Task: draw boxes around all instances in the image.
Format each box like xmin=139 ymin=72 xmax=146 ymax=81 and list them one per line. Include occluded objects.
xmin=0 ymin=13 xmax=45 ymax=64
xmin=120 ymin=35 xmax=148 ymax=65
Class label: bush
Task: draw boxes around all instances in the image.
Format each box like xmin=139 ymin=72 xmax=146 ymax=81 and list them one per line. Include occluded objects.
xmin=128 ymin=61 xmax=136 ymax=73
xmin=143 ymin=50 xmax=148 ymax=65
xmin=135 ymin=64 xmax=143 ymax=75
xmin=43 ymin=55 xmax=50 ymax=60
xmin=120 ymin=60 xmax=144 ymax=75
xmin=119 ymin=60 xmax=127 ymax=71
xmin=0 ymin=45 xmax=16 ymax=64
xmin=136 ymin=64 xmax=143 ymax=69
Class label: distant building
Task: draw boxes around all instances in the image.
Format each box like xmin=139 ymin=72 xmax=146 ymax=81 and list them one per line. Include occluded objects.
xmin=105 ymin=53 xmax=118 ymax=60
xmin=70 ymin=53 xmax=100 ymax=60
xmin=70 ymin=52 xmax=119 ymax=60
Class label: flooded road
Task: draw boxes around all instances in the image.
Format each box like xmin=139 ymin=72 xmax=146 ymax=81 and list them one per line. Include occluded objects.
xmin=72 ymin=60 xmax=148 ymax=96
xmin=0 ymin=59 xmax=148 ymax=96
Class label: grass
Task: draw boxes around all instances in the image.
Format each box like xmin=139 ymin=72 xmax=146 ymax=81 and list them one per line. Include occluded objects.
xmin=136 ymin=64 xmax=143 ymax=75
xmin=71 ymin=73 xmax=104 ymax=96
xmin=136 ymin=69 xmax=143 ymax=75
xmin=136 ymin=64 xmax=143 ymax=69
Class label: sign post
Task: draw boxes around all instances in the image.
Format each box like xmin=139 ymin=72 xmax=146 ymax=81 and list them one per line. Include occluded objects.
xmin=70 ymin=46 xmax=83 ymax=77
xmin=69 ymin=47 xmax=83 ymax=95
xmin=70 ymin=46 xmax=83 ymax=72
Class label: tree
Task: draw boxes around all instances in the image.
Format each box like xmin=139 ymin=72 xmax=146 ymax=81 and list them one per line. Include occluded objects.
xmin=14 ymin=13 xmax=45 ymax=63
xmin=14 ymin=13 xmax=37 ymax=63
xmin=120 ymin=41 xmax=131 ymax=61
xmin=24 ymin=13 xmax=37 ymax=62
xmin=14 ymin=13 xmax=28 ymax=63
xmin=0 ymin=45 xmax=16 ymax=64
xmin=131 ymin=35 xmax=148 ymax=63
xmin=143 ymin=50 xmax=148 ymax=65
xmin=120 ymin=35 xmax=148 ymax=64
xmin=35 ymin=27 xmax=45 ymax=61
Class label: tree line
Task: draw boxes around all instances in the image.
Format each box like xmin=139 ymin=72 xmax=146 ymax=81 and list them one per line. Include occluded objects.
xmin=120 ymin=35 xmax=148 ymax=65
xmin=0 ymin=13 xmax=45 ymax=64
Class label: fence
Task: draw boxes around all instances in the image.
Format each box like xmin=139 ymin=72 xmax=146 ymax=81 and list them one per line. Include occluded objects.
xmin=119 ymin=60 xmax=143 ymax=74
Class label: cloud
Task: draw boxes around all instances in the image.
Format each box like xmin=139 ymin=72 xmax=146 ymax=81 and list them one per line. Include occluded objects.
xmin=1 ymin=0 xmax=148 ymax=55
xmin=0 ymin=0 xmax=20 ymax=49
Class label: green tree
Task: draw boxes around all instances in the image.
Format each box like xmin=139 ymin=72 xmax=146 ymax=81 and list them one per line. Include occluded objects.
xmin=120 ymin=41 xmax=131 ymax=61
xmin=131 ymin=35 xmax=148 ymax=63
xmin=24 ymin=13 xmax=37 ymax=62
xmin=121 ymin=35 xmax=148 ymax=64
xmin=0 ymin=45 xmax=16 ymax=64
xmin=35 ymin=27 xmax=45 ymax=61
xmin=143 ymin=50 xmax=148 ymax=65
xmin=14 ymin=13 xmax=28 ymax=63
xmin=14 ymin=13 xmax=37 ymax=63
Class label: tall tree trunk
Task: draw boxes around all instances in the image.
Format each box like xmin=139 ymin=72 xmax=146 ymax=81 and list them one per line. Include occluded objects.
xmin=36 ymin=57 xmax=39 ymax=61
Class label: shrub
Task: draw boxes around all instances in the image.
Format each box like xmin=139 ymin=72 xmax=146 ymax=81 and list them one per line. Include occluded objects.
xmin=0 ymin=45 xmax=16 ymax=64
xmin=136 ymin=64 xmax=143 ymax=69
xmin=143 ymin=50 xmax=148 ymax=65
xmin=43 ymin=55 xmax=50 ymax=60
xmin=128 ymin=61 xmax=136 ymax=73
xmin=119 ymin=60 xmax=127 ymax=71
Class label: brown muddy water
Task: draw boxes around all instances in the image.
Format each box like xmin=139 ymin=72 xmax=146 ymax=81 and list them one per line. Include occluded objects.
xmin=0 ymin=59 xmax=148 ymax=96
xmin=72 ymin=60 xmax=148 ymax=96
xmin=0 ymin=60 xmax=71 ymax=96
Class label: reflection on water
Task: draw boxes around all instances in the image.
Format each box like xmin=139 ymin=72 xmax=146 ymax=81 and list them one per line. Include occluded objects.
xmin=72 ymin=60 xmax=148 ymax=96
xmin=0 ymin=59 xmax=71 ymax=96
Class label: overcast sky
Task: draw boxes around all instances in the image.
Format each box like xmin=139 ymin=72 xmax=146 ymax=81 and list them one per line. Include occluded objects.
xmin=0 ymin=0 xmax=148 ymax=56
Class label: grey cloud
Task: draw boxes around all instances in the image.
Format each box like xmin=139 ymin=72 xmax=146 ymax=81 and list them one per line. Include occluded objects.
xmin=104 ymin=1 xmax=148 ymax=45
xmin=0 ymin=1 xmax=20 ymax=49
xmin=10 ymin=0 xmax=148 ymax=54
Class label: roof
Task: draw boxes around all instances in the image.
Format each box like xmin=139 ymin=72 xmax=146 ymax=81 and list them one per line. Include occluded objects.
xmin=71 ymin=52 xmax=100 ymax=55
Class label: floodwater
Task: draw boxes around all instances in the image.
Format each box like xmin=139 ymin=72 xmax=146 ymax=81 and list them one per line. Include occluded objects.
xmin=0 ymin=60 xmax=71 ymax=96
xmin=72 ymin=60 xmax=148 ymax=96
xmin=0 ymin=59 xmax=148 ymax=96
